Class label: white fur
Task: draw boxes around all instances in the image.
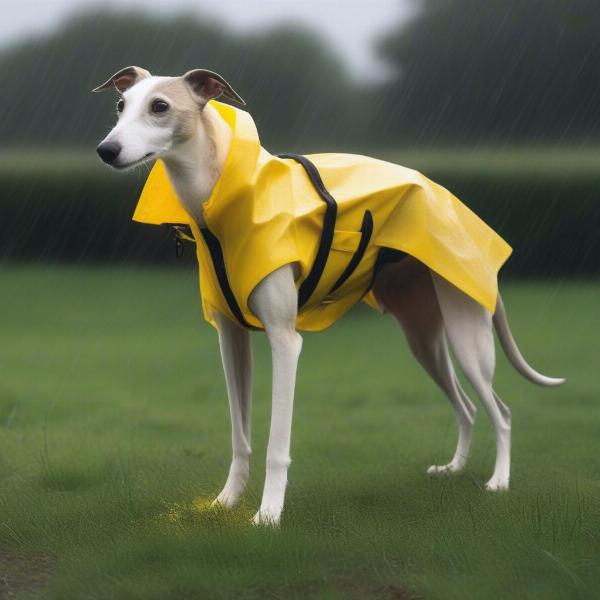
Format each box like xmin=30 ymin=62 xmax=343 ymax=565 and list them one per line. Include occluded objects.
xmin=99 ymin=77 xmax=177 ymax=168
xmin=98 ymin=73 xmax=564 ymax=526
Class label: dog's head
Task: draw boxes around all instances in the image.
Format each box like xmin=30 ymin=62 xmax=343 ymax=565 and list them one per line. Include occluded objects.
xmin=93 ymin=66 xmax=245 ymax=170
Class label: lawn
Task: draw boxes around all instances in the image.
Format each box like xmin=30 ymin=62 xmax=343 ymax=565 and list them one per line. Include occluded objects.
xmin=0 ymin=265 xmax=598 ymax=599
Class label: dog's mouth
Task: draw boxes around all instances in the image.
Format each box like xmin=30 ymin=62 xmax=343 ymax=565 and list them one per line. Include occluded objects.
xmin=112 ymin=152 xmax=156 ymax=171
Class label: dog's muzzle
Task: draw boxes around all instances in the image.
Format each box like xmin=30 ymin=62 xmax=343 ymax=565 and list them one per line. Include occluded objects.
xmin=96 ymin=141 xmax=122 ymax=164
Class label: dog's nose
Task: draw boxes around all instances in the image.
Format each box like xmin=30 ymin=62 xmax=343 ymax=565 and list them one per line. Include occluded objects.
xmin=96 ymin=141 xmax=122 ymax=164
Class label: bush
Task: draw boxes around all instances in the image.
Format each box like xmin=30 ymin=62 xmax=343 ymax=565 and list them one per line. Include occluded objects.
xmin=0 ymin=157 xmax=194 ymax=267
xmin=1 ymin=150 xmax=598 ymax=277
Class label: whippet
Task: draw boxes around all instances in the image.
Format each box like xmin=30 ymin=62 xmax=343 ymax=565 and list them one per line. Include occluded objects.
xmin=94 ymin=66 xmax=564 ymax=526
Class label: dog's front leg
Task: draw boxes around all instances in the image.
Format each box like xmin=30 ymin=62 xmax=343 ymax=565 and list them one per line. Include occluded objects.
xmin=212 ymin=312 xmax=253 ymax=508
xmin=249 ymin=265 xmax=302 ymax=526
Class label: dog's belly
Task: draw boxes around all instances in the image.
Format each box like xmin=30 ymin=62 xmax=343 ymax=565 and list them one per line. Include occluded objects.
xmin=372 ymin=256 xmax=438 ymax=325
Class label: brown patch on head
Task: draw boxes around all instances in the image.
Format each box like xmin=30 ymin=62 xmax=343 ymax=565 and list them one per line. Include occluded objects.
xmin=151 ymin=78 xmax=200 ymax=143
xmin=92 ymin=65 xmax=151 ymax=93
xmin=183 ymin=69 xmax=246 ymax=105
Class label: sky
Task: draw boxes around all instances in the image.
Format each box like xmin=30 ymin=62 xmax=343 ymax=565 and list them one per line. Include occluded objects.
xmin=0 ymin=0 xmax=416 ymax=81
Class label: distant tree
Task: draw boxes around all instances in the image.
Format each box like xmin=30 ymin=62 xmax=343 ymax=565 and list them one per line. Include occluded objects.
xmin=0 ymin=10 xmax=362 ymax=150
xmin=376 ymin=0 xmax=600 ymax=144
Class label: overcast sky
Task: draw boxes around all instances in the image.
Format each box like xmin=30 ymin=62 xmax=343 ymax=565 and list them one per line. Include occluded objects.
xmin=0 ymin=0 xmax=416 ymax=81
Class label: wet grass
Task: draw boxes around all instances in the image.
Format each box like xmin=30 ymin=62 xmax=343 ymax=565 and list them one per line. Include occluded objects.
xmin=0 ymin=265 xmax=598 ymax=599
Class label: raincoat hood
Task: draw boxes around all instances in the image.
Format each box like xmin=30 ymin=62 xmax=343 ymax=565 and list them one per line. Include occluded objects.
xmin=133 ymin=101 xmax=512 ymax=331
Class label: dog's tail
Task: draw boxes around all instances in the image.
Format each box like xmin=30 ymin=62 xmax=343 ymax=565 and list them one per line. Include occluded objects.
xmin=493 ymin=294 xmax=565 ymax=387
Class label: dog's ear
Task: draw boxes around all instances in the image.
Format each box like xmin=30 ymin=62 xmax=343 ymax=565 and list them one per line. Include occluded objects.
xmin=92 ymin=66 xmax=151 ymax=93
xmin=182 ymin=69 xmax=246 ymax=106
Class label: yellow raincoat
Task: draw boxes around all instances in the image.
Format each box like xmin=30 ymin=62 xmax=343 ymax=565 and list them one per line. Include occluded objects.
xmin=133 ymin=101 xmax=512 ymax=331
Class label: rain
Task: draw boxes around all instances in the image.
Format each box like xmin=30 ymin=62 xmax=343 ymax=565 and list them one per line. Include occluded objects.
xmin=0 ymin=1 xmax=599 ymax=597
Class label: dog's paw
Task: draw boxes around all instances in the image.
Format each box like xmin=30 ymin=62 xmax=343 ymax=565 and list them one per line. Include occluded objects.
xmin=427 ymin=462 xmax=463 ymax=476
xmin=211 ymin=467 xmax=249 ymax=509
xmin=251 ymin=508 xmax=281 ymax=527
xmin=211 ymin=490 xmax=238 ymax=510
xmin=484 ymin=477 xmax=509 ymax=492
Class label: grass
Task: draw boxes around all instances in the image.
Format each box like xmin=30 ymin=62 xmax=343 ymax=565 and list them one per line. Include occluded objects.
xmin=0 ymin=265 xmax=598 ymax=599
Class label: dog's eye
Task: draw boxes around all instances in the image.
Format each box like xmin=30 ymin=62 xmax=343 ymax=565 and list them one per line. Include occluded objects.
xmin=151 ymin=100 xmax=169 ymax=114
xmin=116 ymin=98 xmax=125 ymax=113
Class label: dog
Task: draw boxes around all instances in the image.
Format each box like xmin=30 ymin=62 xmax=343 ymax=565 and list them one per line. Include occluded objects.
xmin=93 ymin=66 xmax=564 ymax=526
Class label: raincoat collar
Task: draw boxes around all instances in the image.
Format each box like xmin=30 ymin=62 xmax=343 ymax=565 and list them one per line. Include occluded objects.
xmin=199 ymin=102 xmax=262 ymax=226
xmin=132 ymin=101 xmax=263 ymax=227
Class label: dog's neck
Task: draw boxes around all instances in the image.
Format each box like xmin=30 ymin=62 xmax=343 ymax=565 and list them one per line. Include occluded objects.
xmin=161 ymin=103 xmax=232 ymax=227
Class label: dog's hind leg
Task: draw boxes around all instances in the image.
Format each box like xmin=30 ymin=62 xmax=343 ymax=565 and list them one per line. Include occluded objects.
xmin=407 ymin=330 xmax=476 ymax=475
xmin=421 ymin=348 xmax=477 ymax=475
xmin=432 ymin=274 xmax=511 ymax=491
xmin=212 ymin=312 xmax=253 ymax=508
xmin=373 ymin=258 xmax=476 ymax=475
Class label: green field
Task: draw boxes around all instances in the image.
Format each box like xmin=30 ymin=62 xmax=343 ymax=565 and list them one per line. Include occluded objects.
xmin=0 ymin=266 xmax=598 ymax=599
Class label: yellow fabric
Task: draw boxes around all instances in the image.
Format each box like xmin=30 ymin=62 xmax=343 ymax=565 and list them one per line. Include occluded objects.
xmin=133 ymin=101 xmax=512 ymax=331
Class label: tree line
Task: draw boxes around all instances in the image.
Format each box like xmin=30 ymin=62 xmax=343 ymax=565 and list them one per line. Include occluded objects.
xmin=1 ymin=0 xmax=598 ymax=150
